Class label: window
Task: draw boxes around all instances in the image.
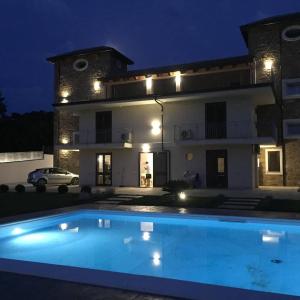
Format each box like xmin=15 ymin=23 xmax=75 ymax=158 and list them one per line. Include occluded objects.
xmin=73 ymin=59 xmax=88 ymax=71
xmin=282 ymin=25 xmax=300 ymax=42
xmin=284 ymin=119 xmax=300 ymax=138
xmin=265 ymin=148 xmax=282 ymax=175
xmin=283 ymin=79 xmax=300 ymax=99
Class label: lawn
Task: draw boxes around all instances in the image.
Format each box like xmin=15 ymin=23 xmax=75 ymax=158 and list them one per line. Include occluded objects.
xmin=0 ymin=192 xmax=103 ymax=219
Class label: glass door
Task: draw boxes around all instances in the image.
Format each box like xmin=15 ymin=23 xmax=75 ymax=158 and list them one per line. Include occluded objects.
xmin=96 ymin=153 xmax=112 ymax=186
xmin=139 ymin=152 xmax=153 ymax=188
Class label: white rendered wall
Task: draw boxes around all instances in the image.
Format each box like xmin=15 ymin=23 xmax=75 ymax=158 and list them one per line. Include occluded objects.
xmin=0 ymin=154 xmax=53 ymax=184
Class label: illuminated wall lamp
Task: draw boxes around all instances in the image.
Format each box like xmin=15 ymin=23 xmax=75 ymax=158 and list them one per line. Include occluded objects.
xmin=142 ymin=143 xmax=150 ymax=153
xmin=151 ymin=119 xmax=161 ymax=135
xmin=93 ymin=79 xmax=101 ymax=92
xmin=61 ymin=90 xmax=70 ymax=98
xmin=264 ymin=59 xmax=274 ymax=72
xmin=61 ymin=138 xmax=69 ymax=145
xmin=174 ymin=71 xmax=181 ymax=92
xmin=146 ymin=76 xmax=153 ymax=94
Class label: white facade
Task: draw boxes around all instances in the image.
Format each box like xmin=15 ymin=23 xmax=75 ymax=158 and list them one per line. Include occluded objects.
xmin=58 ymin=85 xmax=275 ymax=189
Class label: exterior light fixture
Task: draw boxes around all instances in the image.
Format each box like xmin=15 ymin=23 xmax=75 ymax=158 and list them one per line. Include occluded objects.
xmin=174 ymin=71 xmax=181 ymax=92
xmin=264 ymin=58 xmax=274 ymax=71
xmin=151 ymin=119 xmax=161 ymax=135
xmin=61 ymin=98 xmax=69 ymax=104
xmin=142 ymin=143 xmax=150 ymax=153
xmin=152 ymin=252 xmax=161 ymax=266
xmin=93 ymin=79 xmax=101 ymax=92
xmin=146 ymin=76 xmax=153 ymax=94
xmin=61 ymin=137 xmax=69 ymax=145
xmin=178 ymin=191 xmax=186 ymax=200
xmin=59 ymin=223 xmax=68 ymax=231
xmin=61 ymin=90 xmax=70 ymax=98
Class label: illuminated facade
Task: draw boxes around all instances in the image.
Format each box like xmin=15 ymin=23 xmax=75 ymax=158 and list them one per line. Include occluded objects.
xmin=48 ymin=13 xmax=300 ymax=188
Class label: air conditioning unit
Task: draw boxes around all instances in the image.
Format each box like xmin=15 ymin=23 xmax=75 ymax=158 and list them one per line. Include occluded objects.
xmin=180 ymin=129 xmax=193 ymax=140
xmin=121 ymin=132 xmax=132 ymax=143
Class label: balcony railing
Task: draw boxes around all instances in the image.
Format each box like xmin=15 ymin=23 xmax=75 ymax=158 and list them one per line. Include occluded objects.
xmin=174 ymin=121 xmax=258 ymax=141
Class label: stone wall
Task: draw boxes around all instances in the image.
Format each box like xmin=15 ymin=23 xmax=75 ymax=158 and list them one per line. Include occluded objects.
xmin=285 ymin=140 xmax=300 ymax=186
xmin=57 ymin=149 xmax=80 ymax=174
xmin=258 ymin=148 xmax=283 ymax=186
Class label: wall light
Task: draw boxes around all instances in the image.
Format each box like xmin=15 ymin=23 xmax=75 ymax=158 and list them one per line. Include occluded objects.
xmin=174 ymin=71 xmax=181 ymax=92
xmin=151 ymin=119 xmax=161 ymax=135
xmin=61 ymin=98 xmax=69 ymax=104
xmin=146 ymin=76 xmax=153 ymax=94
xmin=61 ymin=90 xmax=70 ymax=98
xmin=142 ymin=143 xmax=150 ymax=153
xmin=61 ymin=137 xmax=69 ymax=145
xmin=264 ymin=58 xmax=274 ymax=71
xmin=93 ymin=79 xmax=101 ymax=92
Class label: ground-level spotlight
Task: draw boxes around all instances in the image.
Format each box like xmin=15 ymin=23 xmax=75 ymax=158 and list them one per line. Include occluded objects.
xmin=178 ymin=191 xmax=186 ymax=201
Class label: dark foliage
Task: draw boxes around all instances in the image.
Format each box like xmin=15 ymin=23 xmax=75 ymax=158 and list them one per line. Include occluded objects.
xmin=0 ymin=111 xmax=53 ymax=153
xmin=163 ymin=180 xmax=190 ymax=193
xmin=81 ymin=185 xmax=92 ymax=193
xmin=0 ymin=184 xmax=9 ymax=193
xmin=58 ymin=185 xmax=68 ymax=194
xmin=36 ymin=185 xmax=46 ymax=193
xmin=0 ymin=90 xmax=6 ymax=118
xmin=15 ymin=184 xmax=25 ymax=193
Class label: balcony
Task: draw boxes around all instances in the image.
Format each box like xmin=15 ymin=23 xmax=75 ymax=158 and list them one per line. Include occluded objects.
xmin=57 ymin=128 xmax=133 ymax=150
xmin=174 ymin=121 xmax=276 ymax=145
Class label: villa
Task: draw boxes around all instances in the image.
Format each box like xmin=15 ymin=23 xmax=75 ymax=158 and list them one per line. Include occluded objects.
xmin=48 ymin=13 xmax=300 ymax=189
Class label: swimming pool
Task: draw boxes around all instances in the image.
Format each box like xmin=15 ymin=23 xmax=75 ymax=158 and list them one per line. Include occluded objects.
xmin=0 ymin=210 xmax=299 ymax=300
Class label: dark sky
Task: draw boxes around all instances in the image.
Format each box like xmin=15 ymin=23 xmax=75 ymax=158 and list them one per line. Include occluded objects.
xmin=1 ymin=0 xmax=300 ymax=113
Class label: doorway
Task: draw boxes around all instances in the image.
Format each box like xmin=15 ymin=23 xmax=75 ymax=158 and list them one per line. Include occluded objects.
xmin=206 ymin=150 xmax=228 ymax=188
xmin=96 ymin=153 xmax=112 ymax=186
xmin=139 ymin=152 xmax=154 ymax=188
xmin=139 ymin=151 xmax=170 ymax=188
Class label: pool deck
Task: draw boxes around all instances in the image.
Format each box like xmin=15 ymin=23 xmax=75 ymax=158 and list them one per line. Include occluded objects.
xmin=1 ymin=203 xmax=300 ymax=300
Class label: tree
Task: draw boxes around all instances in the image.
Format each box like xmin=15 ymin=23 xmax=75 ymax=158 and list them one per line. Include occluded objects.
xmin=0 ymin=90 xmax=7 ymax=118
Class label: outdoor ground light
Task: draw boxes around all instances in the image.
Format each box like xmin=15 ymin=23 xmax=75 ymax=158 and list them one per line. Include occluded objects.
xmin=178 ymin=191 xmax=186 ymax=200
xmin=151 ymin=119 xmax=161 ymax=135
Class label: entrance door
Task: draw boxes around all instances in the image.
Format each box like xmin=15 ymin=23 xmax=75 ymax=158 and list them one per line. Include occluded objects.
xmin=206 ymin=150 xmax=228 ymax=188
xmin=96 ymin=153 xmax=112 ymax=186
xmin=96 ymin=111 xmax=112 ymax=143
xmin=153 ymin=151 xmax=169 ymax=187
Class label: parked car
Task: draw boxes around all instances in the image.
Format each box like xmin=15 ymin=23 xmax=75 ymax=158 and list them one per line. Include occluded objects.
xmin=27 ymin=168 xmax=79 ymax=186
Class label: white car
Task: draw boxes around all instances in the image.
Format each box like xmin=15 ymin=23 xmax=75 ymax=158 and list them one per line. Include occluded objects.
xmin=27 ymin=168 xmax=79 ymax=186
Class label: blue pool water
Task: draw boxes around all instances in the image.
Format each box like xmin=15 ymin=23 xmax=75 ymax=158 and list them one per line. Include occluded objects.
xmin=0 ymin=210 xmax=299 ymax=296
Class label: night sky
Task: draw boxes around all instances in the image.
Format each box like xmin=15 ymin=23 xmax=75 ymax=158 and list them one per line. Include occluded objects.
xmin=1 ymin=0 xmax=300 ymax=113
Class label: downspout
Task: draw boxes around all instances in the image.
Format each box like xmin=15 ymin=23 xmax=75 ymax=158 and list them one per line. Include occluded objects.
xmin=154 ymin=95 xmax=164 ymax=152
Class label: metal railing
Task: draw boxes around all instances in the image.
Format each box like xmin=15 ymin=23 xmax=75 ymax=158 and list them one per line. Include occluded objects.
xmin=174 ymin=121 xmax=258 ymax=141
xmin=73 ymin=128 xmax=133 ymax=145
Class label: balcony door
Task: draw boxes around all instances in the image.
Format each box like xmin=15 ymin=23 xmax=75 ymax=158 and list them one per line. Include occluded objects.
xmin=206 ymin=150 xmax=228 ymax=188
xmin=96 ymin=153 xmax=112 ymax=186
xmin=205 ymin=102 xmax=226 ymax=139
xmin=96 ymin=111 xmax=112 ymax=143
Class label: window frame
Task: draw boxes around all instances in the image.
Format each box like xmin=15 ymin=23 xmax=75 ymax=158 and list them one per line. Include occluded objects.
xmin=265 ymin=148 xmax=283 ymax=175
xmin=282 ymin=25 xmax=300 ymax=42
xmin=284 ymin=119 xmax=300 ymax=139
xmin=283 ymin=78 xmax=300 ymax=100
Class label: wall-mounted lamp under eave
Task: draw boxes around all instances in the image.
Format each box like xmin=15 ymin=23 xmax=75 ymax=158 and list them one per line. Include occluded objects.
xmin=61 ymin=90 xmax=70 ymax=98
xmin=264 ymin=58 xmax=274 ymax=72
xmin=174 ymin=71 xmax=181 ymax=92
xmin=93 ymin=79 xmax=101 ymax=93
xmin=146 ymin=76 xmax=153 ymax=95
xmin=151 ymin=119 xmax=161 ymax=136
xmin=142 ymin=143 xmax=150 ymax=153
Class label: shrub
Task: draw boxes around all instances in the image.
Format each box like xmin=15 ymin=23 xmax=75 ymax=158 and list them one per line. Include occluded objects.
xmin=58 ymin=185 xmax=68 ymax=194
xmin=0 ymin=184 xmax=9 ymax=193
xmin=81 ymin=185 xmax=92 ymax=194
xmin=36 ymin=185 xmax=46 ymax=193
xmin=15 ymin=184 xmax=25 ymax=193
xmin=163 ymin=180 xmax=190 ymax=194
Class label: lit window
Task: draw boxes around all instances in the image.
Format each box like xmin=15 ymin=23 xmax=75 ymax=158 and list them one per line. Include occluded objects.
xmin=284 ymin=119 xmax=300 ymax=138
xmin=283 ymin=78 xmax=300 ymax=99
xmin=265 ymin=148 xmax=282 ymax=175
